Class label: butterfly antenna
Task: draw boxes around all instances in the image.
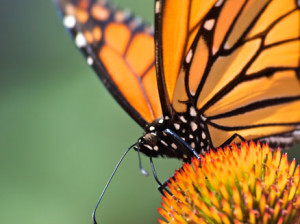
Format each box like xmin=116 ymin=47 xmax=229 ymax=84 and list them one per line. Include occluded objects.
xmin=136 ymin=143 xmax=149 ymax=176
xmin=92 ymin=143 xmax=136 ymax=224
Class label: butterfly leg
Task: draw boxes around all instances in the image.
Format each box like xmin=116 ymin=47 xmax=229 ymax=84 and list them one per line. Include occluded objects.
xmin=157 ymin=176 xmax=175 ymax=195
xmin=151 ymin=129 xmax=203 ymax=195
xmin=150 ymin=157 xmax=172 ymax=195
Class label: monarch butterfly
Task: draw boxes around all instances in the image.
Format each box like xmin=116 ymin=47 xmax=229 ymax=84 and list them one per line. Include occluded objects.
xmin=55 ymin=0 xmax=300 ymax=159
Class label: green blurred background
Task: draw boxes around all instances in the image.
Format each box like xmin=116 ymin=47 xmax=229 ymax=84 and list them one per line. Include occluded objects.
xmin=0 ymin=1 xmax=299 ymax=224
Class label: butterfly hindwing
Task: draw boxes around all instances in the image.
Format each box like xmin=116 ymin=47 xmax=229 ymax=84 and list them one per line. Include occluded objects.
xmin=55 ymin=0 xmax=162 ymax=126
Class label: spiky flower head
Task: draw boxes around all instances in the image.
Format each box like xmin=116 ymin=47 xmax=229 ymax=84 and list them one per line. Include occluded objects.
xmin=158 ymin=141 xmax=300 ymax=224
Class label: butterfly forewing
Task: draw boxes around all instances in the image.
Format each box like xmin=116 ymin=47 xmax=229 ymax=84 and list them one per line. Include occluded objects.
xmin=171 ymin=0 xmax=300 ymax=149
xmin=56 ymin=0 xmax=300 ymax=160
xmin=154 ymin=0 xmax=218 ymax=116
xmin=55 ymin=0 xmax=162 ymax=126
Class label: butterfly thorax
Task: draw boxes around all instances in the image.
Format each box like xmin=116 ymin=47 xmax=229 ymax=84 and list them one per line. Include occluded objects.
xmin=138 ymin=108 xmax=211 ymax=160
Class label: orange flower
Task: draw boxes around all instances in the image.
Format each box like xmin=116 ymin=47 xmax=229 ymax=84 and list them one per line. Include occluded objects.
xmin=158 ymin=141 xmax=300 ymax=224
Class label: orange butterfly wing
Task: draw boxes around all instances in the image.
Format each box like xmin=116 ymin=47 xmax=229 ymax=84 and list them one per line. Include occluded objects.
xmin=171 ymin=0 xmax=300 ymax=148
xmin=55 ymin=0 xmax=162 ymax=126
xmin=57 ymin=0 xmax=300 ymax=151
xmin=154 ymin=0 xmax=218 ymax=114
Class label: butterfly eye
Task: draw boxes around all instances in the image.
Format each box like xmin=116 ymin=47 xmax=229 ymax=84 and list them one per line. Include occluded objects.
xmin=144 ymin=133 xmax=158 ymax=146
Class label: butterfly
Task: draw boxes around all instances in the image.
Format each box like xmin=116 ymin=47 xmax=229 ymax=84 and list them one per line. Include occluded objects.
xmin=55 ymin=0 xmax=300 ymax=161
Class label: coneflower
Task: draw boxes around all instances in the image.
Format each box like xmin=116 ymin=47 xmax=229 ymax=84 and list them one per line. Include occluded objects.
xmin=158 ymin=141 xmax=300 ymax=224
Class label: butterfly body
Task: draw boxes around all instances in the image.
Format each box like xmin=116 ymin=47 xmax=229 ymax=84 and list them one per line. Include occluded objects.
xmin=139 ymin=110 xmax=211 ymax=160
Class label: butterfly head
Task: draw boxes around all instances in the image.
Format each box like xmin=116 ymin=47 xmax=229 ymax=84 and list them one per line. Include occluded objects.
xmin=136 ymin=118 xmax=170 ymax=157
xmin=143 ymin=132 xmax=158 ymax=147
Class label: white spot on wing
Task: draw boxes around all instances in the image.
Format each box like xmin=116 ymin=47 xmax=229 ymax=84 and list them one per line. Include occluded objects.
xmin=75 ymin=32 xmax=87 ymax=48
xmin=161 ymin=140 xmax=168 ymax=146
xmin=130 ymin=16 xmax=142 ymax=29
xmin=158 ymin=118 xmax=164 ymax=124
xmin=191 ymin=142 xmax=195 ymax=148
xmin=190 ymin=122 xmax=198 ymax=131
xmin=115 ymin=10 xmax=126 ymax=22
xmin=190 ymin=107 xmax=197 ymax=117
xmin=212 ymin=47 xmax=218 ymax=55
xmin=171 ymin=143 xmax=177 ymax=149
xmin=87 ymin=57 xmax=94 ymax=65
xmin=155 ymin=1 xmax=161 ymax=13
xmin=149 ymin=126 xmax=155 ymax=131
xmin=224 ymin=42 xmax=231 ymax=50
xmin=200 ymin=114 xmax=207 ymax=121
xmin=63 ymin=15 xmax=76 ymax=29
xmin=215 ymin=0 xmax=224 ymax=7
xmin=204 ymin=19 xmax=215 ymax=31
xmin=154 ymin=146 xmax=159 ymax=151
xmin=180 ymin=116 xmax=187 ymax=123
xmin=174 ymin=123 xmax=180 ymax=130
xmin=202 ymin=131 xmax=206 ymax=139
xmin=123 ymin=9 xmax=131 ymax=20
xmin=135 ymin=17 xmax=142 ymax=26
xmin=186 ymin=50 xmax=193 ymax=63
xmin=144 ymin=144 xmax=153 ymax=150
